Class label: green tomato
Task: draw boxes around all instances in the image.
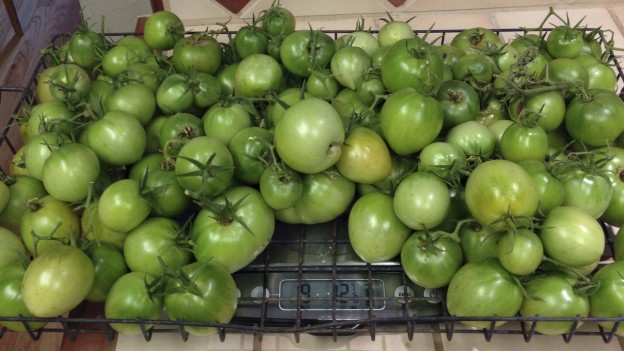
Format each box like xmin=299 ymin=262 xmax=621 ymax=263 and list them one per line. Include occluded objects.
xmin=349 ymin=192 xmax=411 ymax=263
xmin=22 ymin=244 xmax=94 ymax=317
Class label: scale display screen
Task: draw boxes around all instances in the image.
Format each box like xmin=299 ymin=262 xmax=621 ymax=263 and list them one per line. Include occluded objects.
xmin=279 ymin=279 xmax=385 ymax=310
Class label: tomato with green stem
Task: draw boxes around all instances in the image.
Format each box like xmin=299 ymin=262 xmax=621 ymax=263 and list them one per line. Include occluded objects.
xmin=124 ymin=217 xmax=192 ymax=277
xmin=417 ymin=141 xmax=467 ymax=182
xmin=565 ymin=89 xmax=624 ymax=147
xmin=401 ymin=229 xmax=463 ymax=289
xmin=105 ymin=272 xmax=164 ymax=335
xmin=138 ymin=163 xmax=193 ymax=218
xmin=117 ymin=62 xmax=163 ymax=94
xmin=259 ymin=164 xmax=303 ymax=210
xmin=229 ymin=126 xmax=273 ymax=185
xmin=143 ymin=11 xmax=185 ymax=51
xmin=260 ymin=2 xmax=295 ymax=37
xmin=546 ymin=25 xmax=584 ymax=59
xmin=331 ymin=46 xmax=371 ymax=90
xmin=174 ymin=135 xmax=235 ymax=200
xmin=436 ymin=80 xmax=480 ymax=130
xmin=446 ymin=258 xmax=523 ymax=328
xmin=0 ymin=176 xmax=47 ymax=232
xmin=159 ymin=112 xmax=205 ymax=157
xmin=446 ymin=120 xmax=496 ymax=159
xmin=42 ymin=142 xmax=100 ymax=203
xmin=192 ymin=72 xmax=222 ymax=109
xmin=173 ymin=33 xmax=222 ymax=75
xmin=274 ymin=169 xmax=355 ymax=224
xmin=280 ymin=30 xmax=335 ymax=78
xmin=102 ymin=45 xmax=140 ymax=78
xmin=547 ymin=57 xmax=589 ymax=98
xmin=381 ymin=37 xmax=444 ymax=95
xmin=497 ymin=228 xmax=543 ymax=276
xmin=46 ymin=63 xmax=91 ymax=104
xmin=508 ymin=90 xmax=566 ymax=132
xmin=69 ymin=26 xmax=105 ymax=70
xmin=519 ymin=273 xmax=591 ymax=335
xmin=452 ymin=52 xmax=494 ymax=86
xmin=305 ymin=70 xmax=339 ymax=99
xmin=458 ymin=224 xmax=502 ymax=263
xmin=451 ymin=27 xmax=503 ymax=51
xmin=331 ymin=88 xmax=368 ymax=122
xmin=499 ymin=121 xmax=548 ymax=163
xmin=20 ymin=196 xmax=80 ymax=257
xmin=377 ymin=14 xmax=415 ymax=47
xmin=156 ymin=73 xmax=195 ymax=114
xmin=575 ymin=54 xmax=617 ymax=91
xmin=335 ymin=19 xmax=379 ymax=57
xmin=234 ymin=23 xmax=269 ymax=59
xmin=356 ymin=73 xmax=385 ymax=106
xmin=552 ymin=150 xmax=614 ymax=218
xmin=27 ymin=100 xmax=75 ymax=138
xmin=23 ymin=132 xmax=70 ymax=181
xmin=192 ymin=186 xmax=274 ymax=273
xmin=164 ymin=261 xmax=238 ymax=335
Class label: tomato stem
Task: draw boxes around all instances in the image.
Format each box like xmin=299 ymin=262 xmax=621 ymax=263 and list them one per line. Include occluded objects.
xmin=541 ymin=256 xmax=593 ymax=284
xmin=428 ymin=218 xmax=475 ymax=243
xmin=29 ymin=223 xmax=66 ymax=257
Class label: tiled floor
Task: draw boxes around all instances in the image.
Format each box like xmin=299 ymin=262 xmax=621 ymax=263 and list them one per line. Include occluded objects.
xmin=115 ymin=327 xmax=624 ymax=351
xmin=96 ymin=1 xmax=624 ymax=351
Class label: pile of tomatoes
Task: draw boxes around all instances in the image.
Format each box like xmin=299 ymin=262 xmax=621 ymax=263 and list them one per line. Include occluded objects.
xmin=1 ymin=2 xmax=624 ymax=338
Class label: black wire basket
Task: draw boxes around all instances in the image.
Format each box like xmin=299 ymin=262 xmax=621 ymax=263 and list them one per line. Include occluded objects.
xmin=1 ymin=27 xmax=624 ymax=345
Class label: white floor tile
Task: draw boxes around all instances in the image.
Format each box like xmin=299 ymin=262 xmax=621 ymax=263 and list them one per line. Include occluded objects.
xmin=275 ymin=333 xmax=350 ymax=351
xmin=348 ymin=334 xmax=385 ymax=351
xmin=384 ymin=332 xmax=437 ymax=351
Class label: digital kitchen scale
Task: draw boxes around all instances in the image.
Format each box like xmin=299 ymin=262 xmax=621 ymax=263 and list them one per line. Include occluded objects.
xmin=231 ymin=216 xmax=443 ymax=329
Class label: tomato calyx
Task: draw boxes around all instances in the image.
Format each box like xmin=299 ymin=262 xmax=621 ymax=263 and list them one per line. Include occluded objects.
xmin=466 ymin=30 xmax=493 ymax=49
xmin=46 ymin=66 xmax=84 ymax=99
xmin=551 ymin=148 xmax=613 ymax=182
xmin=147 ymin=257 xmax=204 ymax=302
xmin=0 ymin=170 xmax=15 ymax=186
xmin=176 ymin=153 xmax=235 ymax=199
xmin=378 ymin=12 xmax=416 ymax=26
xmin=195 ymin=194 xmax=254 ymax=234
xmin=161 ymin=126 xmax=202 ymax=159
xmin=137 ymin=168 xmax=171 ymax=212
